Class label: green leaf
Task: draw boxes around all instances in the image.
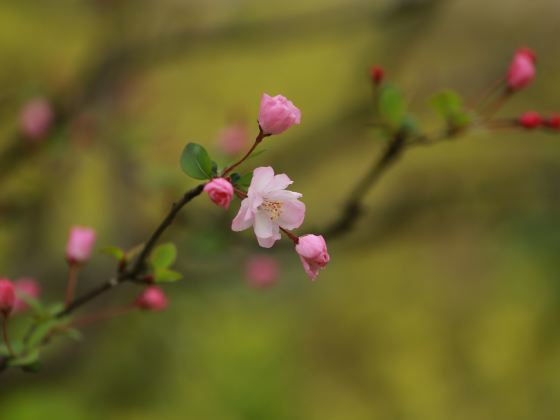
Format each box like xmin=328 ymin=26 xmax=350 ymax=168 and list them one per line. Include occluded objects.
xmin=8 ymin=349 xmax=40 ymax=367
xmin=150 ymin=243 xmax=177 ymax=269
xmin=154 ymin=268 xmax=183 ymax=283
xmin=100 ymin=246 xmax=125 ymax=261
xmin=430 ymin=90 xmax=471 ymax=129
xmin=16 ymin=293 xmax=44 ymax=315
xmin=235 ymin=172 xmax=253 ymax=192
xmin=211 ymin=161 xmax=219 ymax=177
xmin=230 ymin=172 xmax=241 ymax=183
xmin=378 ymin=84 xmax=406 ymax=131
xmin=180 ymin=143 xmax=213 ymax=180
xmin=27 ymin=319 xmax=67 ymax=349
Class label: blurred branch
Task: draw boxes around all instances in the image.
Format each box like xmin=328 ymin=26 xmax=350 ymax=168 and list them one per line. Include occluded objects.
xmin=0 ymin=182 xmax=205 ymax=373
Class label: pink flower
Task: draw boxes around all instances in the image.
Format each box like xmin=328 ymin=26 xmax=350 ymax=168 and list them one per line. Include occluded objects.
xmin=0 ymin=278 xmax=15 ymax=316
xmin=20 ymin=98 xmax=54 ymax=141
xmin=218 ymin=124 xmax=248 ymax=155
xmin=13 ymin=278 xmax=40 ymax=313
xmin=245 ymin=255 xmax=279 ymax=288
xmin=135 ymin=286 xmax=168 ymax=311
xmin=295 ymin=234 xmax=330 ymax=280
xmin=518 ymin=111 xmax=542 ymax=129
xmin=507 ymin=48 xmax=536 ymax=91
xmin=204 ymin=178 xmax=234 ymax=209
xmin=258 ymin=94 xmax=301 ymax=135
xmin=66 ymin=226 xmax=97 ymax=264
xmin=232 ymin=166 xmax=305 ymax=248
xmin=546 ymin=114 xmax=560 ymax=130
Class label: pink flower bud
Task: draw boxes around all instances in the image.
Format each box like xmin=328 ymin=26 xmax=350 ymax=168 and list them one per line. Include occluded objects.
xmin=245 ymin=255 xmax=279 ymax=288
xmin=0 ymin=279 xmax=16 ymax=316
xmin=135 ymin=286 xmax=168 ymax=311
xmin=204 ymin=178 xmax=234 ymax=209
xmin=518 ymin=111 xmax=543 ymax=129
xmin=295 ymin=234 xmax=330 ymax=281
xmin=20 ymin=98 xmax=54 ymax=141
xmin=66 ymin=226 xmax=97 ymax=264
xmin=258 ymin=94 xmax=301 ymax=135
xmin=13 ymin=278 xmax=40 ymax=313
xmin=507 ymin=48 xmax=536 ymax=91
xmin=369 ymin=65 xmax=384 ymax=85
xmin=546 ymin=114 xmax=560 ymax=130
xmin=217 ymin=124 xmax=248 ymax=155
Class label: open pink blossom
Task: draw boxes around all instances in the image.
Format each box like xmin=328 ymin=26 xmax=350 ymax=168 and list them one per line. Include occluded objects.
xmin=232 ymin=166 xmax=305 ymax=248
xmin=258 ymin=94 xmax=301 ymax=135
xmin=204 ymin=178 xmax=234 ymax=209
xmin=0 ymin=278 xmax=15 ymax=316
xmin=507 ymin=48 xmax=536 ymax=91
xmin=136 ymin=286 xmax=168 ymax=311
xmin=295 ymin=234 xmax=330 ymax=280
xmin=66 ymin=226 xmax=96 ymax=264
xmin=245 ymin=255 xmax=279 ymax=288
xmin=13 ymin=278 xmax=40 ymax=313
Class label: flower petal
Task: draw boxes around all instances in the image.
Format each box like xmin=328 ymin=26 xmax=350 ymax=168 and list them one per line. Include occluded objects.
xmin=278 ymin=199 xmax=305 ymax=230
xmin=231 ymin=199 xmax=254 ymax=231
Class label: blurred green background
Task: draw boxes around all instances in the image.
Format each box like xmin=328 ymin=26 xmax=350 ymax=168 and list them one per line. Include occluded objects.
xmin=1 ymin=0 xmax=560 ymax=418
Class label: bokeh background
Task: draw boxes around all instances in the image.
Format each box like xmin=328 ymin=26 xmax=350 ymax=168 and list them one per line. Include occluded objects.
xmin=1 ymin=0 xmax=560 ymax=418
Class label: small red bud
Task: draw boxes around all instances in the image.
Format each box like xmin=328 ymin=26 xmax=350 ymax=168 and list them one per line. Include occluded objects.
xmin=369 ymin=66 xmax=384 ymax=85
xmin=135 ymin=286 xmax=168 ymax=311
xmin=546 ymin=114 xmax=560 ymax=130
xmin=0 ymin=279 xmax=16 ymax=316
xmin=518 ymin=111 xmax=543 ymax=129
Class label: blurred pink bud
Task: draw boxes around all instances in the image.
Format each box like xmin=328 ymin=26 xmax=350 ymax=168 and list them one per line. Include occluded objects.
xmin=546 ymin=114 xmax=560 ymax=130
xmin=518 ymin=111 xmax=543 ymax=129
xmin=295 ymin=234 xmax=330 ymax=281
xmin=13 ymin=278 xmax=40 ymax=313
xmin=20 ymin=98 xmax=54 ymax=141
xmin=218 ymin=124 xmax=248 ymax=155
xmin=0 ymin=278 xmax=16 ymax=316
xmin=245 ymin=255 xmax=279 ymax=288
xmin=135 ymin=286 xmax=168 ymax=311
xmin=258 ymin=94 xmax=301 ymax=135
xmin=204 ymin=178 xmax=234 ymax=209
xmin=369 ymin=65 xmax=384 ymax=85
xmin=66 ymin=226 xmax=97 ymax=264
xmin=507 ymin=48 xmax=536 ymax=91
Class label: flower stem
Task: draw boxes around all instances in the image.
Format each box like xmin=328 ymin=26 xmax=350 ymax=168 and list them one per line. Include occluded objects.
xmin=222 ymin=126 xmax=268 ymax=176
xmin=72 ymin=304 xmax=136 ymax=328
xmin=2 ymin=316 xmax=13 ymax=357
xmin=280 ymin=227 xmax=299 ymax=244
xmin=65 ymin=263 xmax=80 ymax=307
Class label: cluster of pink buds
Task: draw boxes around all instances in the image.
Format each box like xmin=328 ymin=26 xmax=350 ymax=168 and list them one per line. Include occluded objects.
xmin=203 ymin=93 xmax=330 ymax=281
xmin=517 ymin=112 xmax=560 ymax=130
xmin=507 ymin=48 xmax=536 ymax=91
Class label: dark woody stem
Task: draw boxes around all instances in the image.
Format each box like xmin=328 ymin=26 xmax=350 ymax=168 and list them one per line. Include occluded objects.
xmin=222 ymin=126 xmax=269 ymax=176
xmin=64 ymin=263 xmax=80 ymax=307
xmin=55 ymin=183 xmax=205 ymax=319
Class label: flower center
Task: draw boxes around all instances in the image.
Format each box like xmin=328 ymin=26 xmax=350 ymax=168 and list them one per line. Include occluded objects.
xmin=259 ymin=200 xmax=283 ymax=221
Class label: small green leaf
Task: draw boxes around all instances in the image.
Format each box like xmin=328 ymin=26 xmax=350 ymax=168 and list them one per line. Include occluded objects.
xmin=211 ymin=161 xmax=219 ymax=177
xmin=230 ymin=172 xmax=241 ymax=183
xmin=27 ymin=319 xmax=65 ymax=348
xmin=430 ymin=90 xmax=471 ymax=129
xmin=236 ymin=172 xmax=253 ymax=192
xmin=9 ymin=349 xmax=40 ymax=368
xmin=150 ymin=243 xmax=177 ymax=269
xmin=378 ymin=84 xmax=406 ymax=131
xmin=180 ymin=143 xmax=213 ymax=180
xmin=154 ymin=268 xmax=183 ymax=283
xmin=100 ymin=246 xmax=125 ymax=261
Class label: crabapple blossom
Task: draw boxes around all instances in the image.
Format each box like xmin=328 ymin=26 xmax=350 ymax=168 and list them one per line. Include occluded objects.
xmin=507 ymin=48 xmax=536 ymax=91
xmin=295 ymin=234 xmax=330 ymax=280
xmin=136 ymin=286 xmax=168 ymax=311
xmin=0 ymin=279 xmax=15 ymax=316
xmin=66 ymin=226 xmax=97 ymax=264
xmin=204 ymin=178 xmax=234 ymax=209
xmin=245 ymin=255 xmax=279 ymax=288
xmin=13 ymin=278 xmax=40 ymax=313
xmin=518 ymin=111 xmax=542 ymax=129
xmin=20 ymin=98 xmax=54 ymax=140
xmin=258 ymin=94 xmax=301 ymax=135
xmin=232 ymin=166 xmax=305 ymax=248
